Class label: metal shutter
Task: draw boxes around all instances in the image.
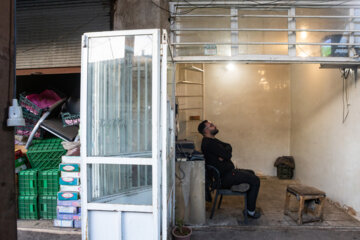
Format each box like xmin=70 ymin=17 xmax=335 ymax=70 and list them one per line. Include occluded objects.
xmin=17 ymin=0 xmax=111 ymax=69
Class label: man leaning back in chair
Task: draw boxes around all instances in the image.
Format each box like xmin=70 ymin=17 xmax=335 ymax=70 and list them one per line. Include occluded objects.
xmin=198 ymin=120 xmax=261 ymax=219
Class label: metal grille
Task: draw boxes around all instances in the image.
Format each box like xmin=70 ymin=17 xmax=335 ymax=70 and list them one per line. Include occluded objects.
xmin=17 ymin=0 xmax=111 ymax=69
xmin=170 ymin=1 xmax=360 ymax=63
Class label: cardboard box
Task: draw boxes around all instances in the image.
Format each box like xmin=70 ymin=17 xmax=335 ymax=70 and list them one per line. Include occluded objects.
xmin=54 ymin=219 xmax=73 ymax=228
xmin=60 ymin=185 xmax=81 ymax=192
xmin=59 ymin=177 xmax=80 ymax=186
xmin=57 ymin=199 xmax=81 ymax=207
xmin=57 ymin=206 xmax=78 ymax=214
xmin=61 ymin=172 xmax=81 ymax=178
xmin=57 ymin=191 xmax=79 ymax=201
xmin=59 ymin=163 xmax=80 ymax=172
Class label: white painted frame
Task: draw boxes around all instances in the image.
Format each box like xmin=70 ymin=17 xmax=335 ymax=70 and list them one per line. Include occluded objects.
xmin=169 ymin=1 xmax=360 ymax=64
xmin=81 ymin=29 xmax=161 ymax=240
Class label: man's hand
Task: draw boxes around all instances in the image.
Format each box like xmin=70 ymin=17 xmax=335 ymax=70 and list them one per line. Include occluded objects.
xmin=218 ymin=157 xmax=224 ymax=161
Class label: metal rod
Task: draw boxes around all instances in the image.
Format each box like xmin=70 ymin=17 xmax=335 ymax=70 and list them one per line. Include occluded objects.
xmin=172 ymin=42 xmax=359 ymax=46
xmin=171 ymin=28 xmax=360 ymax=32
xmin=173 ymin=14 xmax=360 ymax=19
xmin=172 ymin=1 xmax=360 ymax=7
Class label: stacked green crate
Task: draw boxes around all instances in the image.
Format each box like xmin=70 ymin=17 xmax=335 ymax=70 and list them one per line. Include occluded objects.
xmin=18 ymin=167 xmax=60 ymax=220
xmin=38 ymin=169 xmax=59 ymax=219
xmin=27 ymin=138 xmax=66 ymax=169
xmin=38 ymin=169 xmax=60 ymax=195
xmin=18 ymin=169 xmax=39 ymax=219
xmin=39 ymin=195 xmax=57 ymax=219
xmin=18 ymin=196 xmax=39 ymax=220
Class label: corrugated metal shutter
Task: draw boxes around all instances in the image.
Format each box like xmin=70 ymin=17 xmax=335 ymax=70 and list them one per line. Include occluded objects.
xmin=17 ymin=0 xmax=111 ymax=69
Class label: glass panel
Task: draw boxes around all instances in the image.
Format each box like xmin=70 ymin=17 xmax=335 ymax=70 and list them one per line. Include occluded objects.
xmin=296 ymin=8 xmax=352 ymax=57
xmin=237 ymin=10 xmax=288 ymax=55
xmin=88 ymin=164 xmax=152 ymax=205
xmin=87 ymin=35 xmax=153 ymax=157
xmin=175 ymin=8 xmax=231 ymax=56
xmin=166 ymin=61 xmax=175 ymax=198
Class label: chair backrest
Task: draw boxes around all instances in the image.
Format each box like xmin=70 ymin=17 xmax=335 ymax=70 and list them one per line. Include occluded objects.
xmin=205 ymin=165 xmax=222 ymax=191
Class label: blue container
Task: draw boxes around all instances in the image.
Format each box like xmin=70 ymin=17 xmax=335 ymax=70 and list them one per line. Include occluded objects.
xmin=57 ymin=191 xmax=79 ymax=201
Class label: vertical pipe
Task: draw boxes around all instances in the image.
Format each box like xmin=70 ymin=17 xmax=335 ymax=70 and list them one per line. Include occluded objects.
xmin=288 ymin=7 xmax=296 ymax=57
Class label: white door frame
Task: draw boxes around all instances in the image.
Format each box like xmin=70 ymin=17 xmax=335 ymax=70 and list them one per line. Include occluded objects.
xmin=80 ymin=29 xmax=162 ymax=240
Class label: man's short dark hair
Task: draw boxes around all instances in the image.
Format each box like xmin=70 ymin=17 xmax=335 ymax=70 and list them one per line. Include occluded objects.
xmin=198 ymin=120 xmax=208 ymax=134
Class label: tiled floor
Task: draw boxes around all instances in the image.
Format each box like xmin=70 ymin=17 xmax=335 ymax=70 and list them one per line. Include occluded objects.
xmin=204 ymin=177 xmax=360 ymax=228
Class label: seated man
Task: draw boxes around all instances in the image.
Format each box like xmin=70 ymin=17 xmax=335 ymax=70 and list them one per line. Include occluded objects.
xmin=198 ymin=120 xmax=261 ymax=219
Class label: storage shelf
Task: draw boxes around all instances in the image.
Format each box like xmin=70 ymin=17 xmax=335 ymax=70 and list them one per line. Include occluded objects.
xmin=182 ymin=66 xmax=204 ymax=72
xmin=178 ymin=107 xmax=203 ymax=110
xmin=176 ymin=81 xmax=204 ymax=85
xmin=176 ymin=95 xmax=203 ymax=97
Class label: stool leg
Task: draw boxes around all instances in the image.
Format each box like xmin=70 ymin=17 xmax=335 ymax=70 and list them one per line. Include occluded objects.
xmin=284 ymin=191 xmax=291 ymax=216
xmin=317 ymin=196 xmax=325 ymax=222
xmin=298 ymin=196 xmax=305 ymax=224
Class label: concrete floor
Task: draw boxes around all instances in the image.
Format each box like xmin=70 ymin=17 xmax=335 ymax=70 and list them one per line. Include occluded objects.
xmin=17 ymin=177 xmax=360 ymax=240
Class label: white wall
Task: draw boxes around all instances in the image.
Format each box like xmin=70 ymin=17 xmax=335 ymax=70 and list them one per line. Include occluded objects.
xmin=204 ymin=63 xmax=291 ymax=175
xmin=290 ymin=64 xmax=360 ymax=215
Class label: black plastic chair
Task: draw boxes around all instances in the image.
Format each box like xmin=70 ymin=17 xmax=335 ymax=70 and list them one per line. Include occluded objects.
xmin=205 ymin=165 xmax=249 ymax=223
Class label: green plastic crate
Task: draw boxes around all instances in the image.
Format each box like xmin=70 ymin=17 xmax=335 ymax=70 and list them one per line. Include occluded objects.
xmin=38 ymin=169 xmax=60 ymax=195
xmin=27 ymin=138 xmax=66 ymax=169
xmin=39 ymin=195 xmax=57 ymax=219
xmin=19 ymin=169 xmax=38 ymax=196
xmin=18 ymin=195 xmax=39 ymax=219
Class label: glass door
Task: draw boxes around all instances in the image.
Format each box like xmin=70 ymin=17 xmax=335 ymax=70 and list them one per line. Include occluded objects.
xmin=80 ymin=29 xmax=162 ymax=240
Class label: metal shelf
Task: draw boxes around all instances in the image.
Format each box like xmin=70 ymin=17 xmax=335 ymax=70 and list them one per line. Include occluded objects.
xmin=176 ymin=81 xmax=204 ymax=85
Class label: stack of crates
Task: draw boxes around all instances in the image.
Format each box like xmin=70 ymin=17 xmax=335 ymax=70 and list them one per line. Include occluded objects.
xmin=38 ymin=169 xmax=60 ymax=219
xmin=18 ymin=169 xmax=39 ymax=219
xmin=18 ymin=138 xmax=65 ymax=220
xmin=16 ymin=93 xmax=44 ymax=138
xmin=18 ymin=168 xmax=60 ymax=220
xmin=54 ymin=156 xmax=81 ymax=228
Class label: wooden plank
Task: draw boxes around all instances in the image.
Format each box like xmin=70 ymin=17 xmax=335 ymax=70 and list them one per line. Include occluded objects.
xmin=16 ymin=67 xmax=81 ymax=76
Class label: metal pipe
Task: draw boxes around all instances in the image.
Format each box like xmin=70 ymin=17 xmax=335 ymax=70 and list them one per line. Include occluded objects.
xmin=173 ymin=14 xmax=360 ymax=19
xmin=172 ymin=42 xmax=359 ymax=46
xmin=171 ymin=28 xmax=360 ymax=32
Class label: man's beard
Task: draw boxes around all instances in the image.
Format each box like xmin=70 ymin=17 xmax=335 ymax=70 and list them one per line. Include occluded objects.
xmin=211 ymin=128 xmax=219 ymax=136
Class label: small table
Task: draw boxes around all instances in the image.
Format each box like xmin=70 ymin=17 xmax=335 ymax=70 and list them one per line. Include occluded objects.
xmin=284 ymin=184 xmax=326 ymax=224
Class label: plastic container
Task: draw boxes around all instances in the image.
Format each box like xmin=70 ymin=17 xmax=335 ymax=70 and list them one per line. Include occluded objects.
xmin=27 ymin=138 xmax=66 ymax=169
xmin=38 ymin=169 xmax=60 ymax=195
xmin=39 ymin=195 xmax=57 ymax=219
xmin=15 ymin=125 xmax=43 ymax=139
xmin=61 ymin=112 xmax=80 ymax=127
xmin=19 ymin=92 xmax=44 ymax=116
xmin=18 ymin=195 xmax=39 ymax=219
xmin=276 ymin=164 xmax=294 ymax=179
xmin=19 ymin=169 xmax=38 ymax=196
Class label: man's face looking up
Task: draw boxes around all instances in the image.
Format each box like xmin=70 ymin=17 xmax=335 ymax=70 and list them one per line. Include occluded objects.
xmin=204 ymin=121 xmax=219 ymax=136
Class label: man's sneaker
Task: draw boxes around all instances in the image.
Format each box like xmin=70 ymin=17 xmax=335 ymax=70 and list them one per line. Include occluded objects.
xmin=243 ymin=209 xmax=261 ymax=219
xmin=231 ymin=183 xmax=250 ymax=192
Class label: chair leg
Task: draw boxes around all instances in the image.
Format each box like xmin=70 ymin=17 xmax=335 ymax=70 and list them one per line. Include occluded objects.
xmin=243 ymin=193 xmax=248 ymax=224
xmin=217 ymin=194 xmax=223 ymax=209
xmin=210 ymin=191 xmax=219 ymax=219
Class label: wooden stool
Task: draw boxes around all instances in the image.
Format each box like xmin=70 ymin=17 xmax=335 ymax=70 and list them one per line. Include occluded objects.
xmin=284 ymin=184 xmax=326 ymax=224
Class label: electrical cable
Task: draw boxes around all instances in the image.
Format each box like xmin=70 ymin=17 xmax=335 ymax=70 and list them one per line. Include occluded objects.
xmin=340 ymin=68 xmax=351 ymax=123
